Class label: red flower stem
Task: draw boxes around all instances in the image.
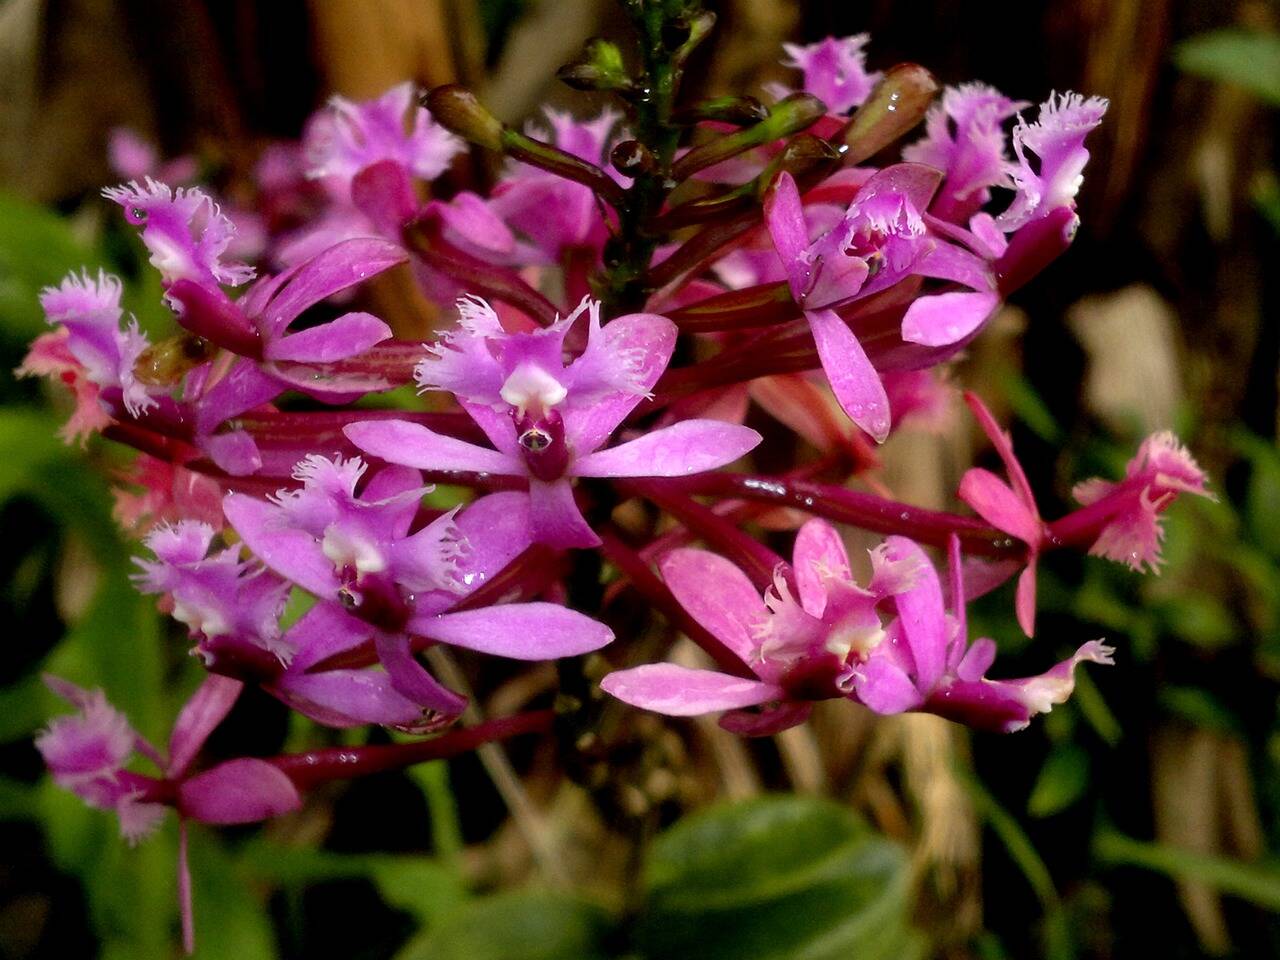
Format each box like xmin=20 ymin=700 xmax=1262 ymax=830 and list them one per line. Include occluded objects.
xmin=402 ymin=219 xmax=561 ymax=326
xmin=268 ymin=710 xmax=556 ymax=792
xmin=598 ymin=525 xmax=755 ymax=678
xmin=617 ymin=478 xmax=784 ymax=591
xmin=665 ymin=472 xmax=1024 ymax=560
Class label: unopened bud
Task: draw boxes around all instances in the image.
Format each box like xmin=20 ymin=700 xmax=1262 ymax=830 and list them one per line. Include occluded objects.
xmin=842 ymin=64 xmax=938 ymax=164
xmin=423 ymin=85 xmax=503 ymax=151
xmin=672 ymin=95 xmax=770 ymax=126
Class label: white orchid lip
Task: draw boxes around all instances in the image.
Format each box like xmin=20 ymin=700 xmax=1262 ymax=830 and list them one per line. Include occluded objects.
xmin=321 ymin=525 xmax=387 ymax=576
xmin=499 ymin=362 xmax=568 ymax=418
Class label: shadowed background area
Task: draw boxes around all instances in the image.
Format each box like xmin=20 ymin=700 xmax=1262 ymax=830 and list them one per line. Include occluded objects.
xmin=0 ymin=1 xmax=1277 ymax=958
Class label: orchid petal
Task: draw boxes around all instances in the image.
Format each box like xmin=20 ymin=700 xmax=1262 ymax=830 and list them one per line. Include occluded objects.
xmin=805 ymin=308 xmax=891 ymax=442
xmin=573 ymin=420 xmax=761 ymax=478
xmin=883 ymin=536 xmax=947 ymax=692
xmin=417 ymin=603 xmax=614 ymax=659
xmin=265 ymin=312 xmax=392 ymax=363
xmin=529 ymin=478 xmax=600 ymax=548
xmin=659 ymin=548 xmax=767 ymax=665
xmin=792 ymin=519 xmax=852 ymax=618
xmin=373 ymin=630 xmax=467 ymax=714
xmin=223 ymin=492 xmax=340 ymax=597
xmin=958 ymin=468 xmax=1042 ymax=545
xmin=601 ymin=664 xmax=782 ymax=716
xmin=901 ymin=291 xmax=999 ymax=347
xmin=764 ymin=172 xmax=811 ymax=302
xmin=178 ymin=758 xmax=301 ymax=824
xmin=167 ymin=675 xmax=244 ymax=779
xmin=263 ymin=238 xmax=407 ymax=334
xmin=344 ymin=419 xmax=521 ymax=475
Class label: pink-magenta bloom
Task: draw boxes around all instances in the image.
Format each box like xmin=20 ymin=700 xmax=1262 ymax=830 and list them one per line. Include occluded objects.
xmin=764 ymin=167 xmax=999 ymax=441
xmin=36 ymin=269 xmax=156 ymax=418
xmin=602 ymin=522 xmax=1113 ymax=734
xmin=103 ymin=178 xmax=256 ymax=291
xmin=489 ymin=108 xmax=626 ymax=262
xmin=224 ymin=457 xmax=613 ymax=711
xmin=996 ymin=92 xmax=1109 ymax=231
xmin=768 ymin=35 xmax=882 ymax=114
xmin=957 ymin=392 xmax=1046 ymax=637
xmin=902 ymin=83 xmax=1028 ymax=222
xmin=306 ymin=82 xmax=463 ymax=201
xmin=347 ymin=300 xmax=761 ymax=548
xmin=38 ymin=674 xmax=300 ymax=952
xmin=1071 ymin=432 xmax=1212 ymax=571
xmin=133 ymin=520 xmax=292 ymax=668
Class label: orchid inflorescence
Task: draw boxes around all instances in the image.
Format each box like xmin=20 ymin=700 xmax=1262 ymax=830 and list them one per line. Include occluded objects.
xmin=23 ymin=4 xmax=1210 ymax=949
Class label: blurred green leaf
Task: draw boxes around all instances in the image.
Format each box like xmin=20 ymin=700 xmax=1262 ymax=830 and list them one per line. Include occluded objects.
xmin=1071 ymin=670 xmax=1121 ymax=747
xmin=1028 ymin=744 xmax=1090 ymax=818
xmin=40 ymin=781 xmax=174 ymax=957
xmin=637 ymin=794 xmax=918 ymax=960
xmin=999 ymin=369 xmax=1062 ymax=444
xmin=1233 ymin=430 xmax=1280 ymax=557
xmin=395 ymin=891 xmax=613 ymax=960
xmin=1159 ymin=593 xmax=1236 ymax=650
xmin=1174 ymin=29 xmax=1280 ymax=105
xmin=1094 ymin=829 xmax=1280 ymax=910
xmin=1158 ymin=685 xmax=1240 ymax=733
xmin=407 ymin=760 xmax=465 ymax=867
xmin=0 ymin=776 xmax=37 ymax=819
xmin=189 ymin=827 xmax=279 ymax=959
xmin=0 ymin=193 xmax=103 ymax=342
xmin=241 ymin=843 xmax=466 ymax=926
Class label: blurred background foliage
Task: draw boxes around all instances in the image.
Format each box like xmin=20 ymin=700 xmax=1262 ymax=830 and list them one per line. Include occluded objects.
xmin=0 ymin=0 xmax=1278 ymax=958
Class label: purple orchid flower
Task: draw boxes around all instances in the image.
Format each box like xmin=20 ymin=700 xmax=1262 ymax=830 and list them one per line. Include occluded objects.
xmin=37 ymin=674 xmax=300 ymax=952
xmin=601 ymin=521 xmax=1113 ymax=735
xmin=306 ymin=82 xmax=463 ymax=201
xmin=345 ymin=297 xmax=762 ymax=548
xmin=996 ymin=92 xmax=1109 ymax=231
xmin=223 ymin=456 xmax=614 ymax=711
xmin=36 ymin=269 xmax=157 ymax=418
xmin=103 ymin=178 xmax=256 ymax=292
xmin=277 ymin=83 xmax=462 ymax=265
xmin=902 ymin=83 xmax=1029 ymax=223
xmin=1070 ymin=431 xmax=1213 ymax=572
xmin=764 ymin=163 xmax=1008 ymax=441
xmin=133 ymin=520 xmax=292 ymax=673
xmin=489 ymin=107 xmax=628 ymax=263
xmin=766 ymin=35 xmax=882 ymax=115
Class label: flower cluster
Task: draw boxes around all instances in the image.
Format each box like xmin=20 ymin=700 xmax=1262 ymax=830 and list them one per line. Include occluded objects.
xmin=24 ymin=15 xmax=1208 ymax=949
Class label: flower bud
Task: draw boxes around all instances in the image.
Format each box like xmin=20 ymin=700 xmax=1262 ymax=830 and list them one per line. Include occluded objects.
xmin=611 ymin=139 xmax=655 ymax=177
xmin=841 ymin=64 xmax=938 ymax=164
xmin=422 ymin=85 xmax=504 ymax=151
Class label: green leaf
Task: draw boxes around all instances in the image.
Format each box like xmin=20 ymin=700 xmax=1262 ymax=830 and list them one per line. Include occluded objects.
xmin=188 ymin=827 xmax=279 ymax=959
xmin=1174 ymin=30 xmax=1280 ymax=105
xmin=637 ymin=795 xmax=917 ymax=960
xmin=1159 ymin=593 xmax=1236 ymax=650
xmin=240 ymin=843 xmax=466 ymax=926
xmin=0 ymin=192 xmax=104 ymax=343
xmin=1158 ymin=685 xmax=1240 ymax=733
xmin=395 ymin=891 xmax=613 ymax=960
xmin=1094 ymin=829 xmax=1280 ymax=911
xmin=1233 ymin=430 xmax=1280 ymax=557
xmin=1028 ymin=744 xmax=1090 ymax=817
